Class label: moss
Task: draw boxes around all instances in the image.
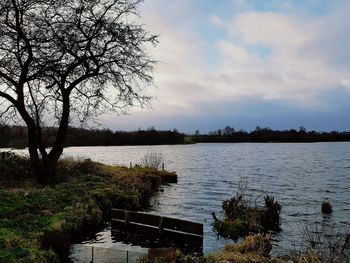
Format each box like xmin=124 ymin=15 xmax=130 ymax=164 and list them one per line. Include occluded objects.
xmin=0 ymin=156 xmax=177 ymax=262
xmin=213 ymin=219 xmax=245 ymax=239
xmin=0 ymin=228 xmax=58 ymax=263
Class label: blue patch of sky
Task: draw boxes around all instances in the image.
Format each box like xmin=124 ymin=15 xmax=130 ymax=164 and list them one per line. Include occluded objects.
xmin=240 ymin=0 xmax=341 ymax=16
xmin=187 ymin=1 xmax=236 ymax=67
xmin=191 ymin=18 xmax=227 ymax=67
xmin=245 ymin=44 xmax=272 ymax=59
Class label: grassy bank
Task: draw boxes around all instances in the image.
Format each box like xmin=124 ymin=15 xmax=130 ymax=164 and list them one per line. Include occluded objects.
xmin=0 ymin=155 xmax=176 ymax=262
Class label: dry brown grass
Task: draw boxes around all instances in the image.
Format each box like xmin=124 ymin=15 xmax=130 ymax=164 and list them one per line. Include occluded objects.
xmin=211 ymin=234 xmax=287 ymax=263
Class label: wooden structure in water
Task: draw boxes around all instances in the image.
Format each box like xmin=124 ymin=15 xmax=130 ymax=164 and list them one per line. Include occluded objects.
xmin=111 ymin=209 xmax=203 ymax=253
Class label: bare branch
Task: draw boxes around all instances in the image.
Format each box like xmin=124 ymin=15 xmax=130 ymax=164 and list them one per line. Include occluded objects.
xmin=0 ymin=90 xmax=17 ymax=105
xmin=0 ymin=0 xmax=157 ymax=181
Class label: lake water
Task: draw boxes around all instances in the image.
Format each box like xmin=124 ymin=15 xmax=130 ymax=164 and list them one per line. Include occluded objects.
xmin=6 ymin=143 xmax=350 ymax=255
xmin=61 ymin=142 xmax=350 ymax=255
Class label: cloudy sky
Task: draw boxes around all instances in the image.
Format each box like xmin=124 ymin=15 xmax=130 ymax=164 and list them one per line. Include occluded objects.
xmin=101 ymin=0 xmax=350 ymax=133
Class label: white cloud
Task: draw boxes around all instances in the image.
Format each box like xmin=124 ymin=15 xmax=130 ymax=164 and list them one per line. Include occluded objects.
xmin=229 ymin=12 xmax=315 ymax=48
xmin=205 ymin=8 xmax=350 ymax=106
xmin=341 ymin=79 xmax=350 ymax=90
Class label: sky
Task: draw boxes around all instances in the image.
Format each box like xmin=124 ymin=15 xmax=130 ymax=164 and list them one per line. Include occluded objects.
xmin=100 ymin=0 xmax=350 ymax=134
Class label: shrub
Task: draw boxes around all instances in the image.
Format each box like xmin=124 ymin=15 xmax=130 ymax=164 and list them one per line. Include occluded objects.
xmin=213 ymin=179 xmax=281 ymax=239
xmin=141 ymin=150 xmax=164 ymax=170
xmin=0 ymin=151 xmax=31 ymax=182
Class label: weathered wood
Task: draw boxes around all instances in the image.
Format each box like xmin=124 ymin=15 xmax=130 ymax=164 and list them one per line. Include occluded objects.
xmin=163 ymin=217 xmax=203 ymax=236
xmin=129 ymin=211 xmax=161 ymax=227
xmin=111 ymin=209 xmax=202 ymax=236
xmin=111 ymin=208 xmax=203 ymax=251
xmin=128 ymin=222 xmax=160 ymax=235
xmin=111 ymin=209 xmax=125 ymax=220
xmin=111 ymin=223 xmax=202 ymax=244
xmin=111 ymin=218 xmax=126 ymax=228
xmin=162 ymin=229 xmax=203 ymax=245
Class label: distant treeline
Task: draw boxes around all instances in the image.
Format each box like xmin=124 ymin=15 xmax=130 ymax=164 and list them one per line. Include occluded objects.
xmin=0 ymin=125 xmax=185 ymax=148
xmin=190 ymin=126 xmax=350 ymax=143
xmin=2 ymin=125 xmax=350 ymax=148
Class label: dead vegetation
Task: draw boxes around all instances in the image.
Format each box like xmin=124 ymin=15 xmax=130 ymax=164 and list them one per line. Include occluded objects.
xmin=212 ymin=180 xmax=281 ymax=240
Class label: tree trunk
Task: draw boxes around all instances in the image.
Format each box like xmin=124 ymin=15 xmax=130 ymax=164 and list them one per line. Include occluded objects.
xmin=27 ymin=125 xmax=57 ymax=184
xmin=47 ymin=95 xmax=70 ymax=175
xmin=29 ymin=155 xmax=57 ymax=184
xmin=22 ymin=91 xmax=70 ymax=184
xmin=39 ymin=159 xmax=57 ymax=185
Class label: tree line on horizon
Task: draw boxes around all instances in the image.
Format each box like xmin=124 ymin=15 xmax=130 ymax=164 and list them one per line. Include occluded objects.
xmin=2 ymin=125 xmax=350 ymax=149
xmin=0 ymin=125 xmax=184 ymax=148
xmin=191 ymin=125 xmax=350 ymax=143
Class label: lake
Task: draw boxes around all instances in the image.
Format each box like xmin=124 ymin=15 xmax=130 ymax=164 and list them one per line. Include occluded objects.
xmin=6 ymin=142 xmax=350 ymax=255
xmin=60 ymin=142 xmax=350 ymax=254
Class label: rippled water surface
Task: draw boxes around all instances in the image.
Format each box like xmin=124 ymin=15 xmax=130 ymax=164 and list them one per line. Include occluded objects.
xmin=61 ymin=143 xmax=350 ymax=254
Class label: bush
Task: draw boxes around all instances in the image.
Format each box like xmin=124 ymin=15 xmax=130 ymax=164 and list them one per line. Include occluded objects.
xmin=141 ymin=150 xmax=164 ymax=169
xmin=0 ymin=151 xmax=31 ymax=182
xmin=213 ymin=180 xmax=281 ymax=239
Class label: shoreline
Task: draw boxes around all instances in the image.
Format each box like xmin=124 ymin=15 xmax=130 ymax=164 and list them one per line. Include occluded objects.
xmin=0 ymin=156 xmax=177 ymax=262
xmin=1 ymin=152 xmax=349 ymax=262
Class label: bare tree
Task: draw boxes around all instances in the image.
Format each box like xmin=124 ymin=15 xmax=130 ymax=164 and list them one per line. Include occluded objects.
xmin=0 ymin=0 xmax=157 ymax=183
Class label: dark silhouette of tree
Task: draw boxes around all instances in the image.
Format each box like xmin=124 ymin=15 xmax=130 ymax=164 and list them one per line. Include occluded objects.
xmin=0 ymin=0 xmax=157 ymax=183
xmin=194 ymin=129 xmax=200 ymax=137
xmin=299 ymin=126 xmax=306 ymax=133
xmin=191 ymin=125 xmax=350 ymax=143
xmin=223 ymin=125 xmax=235 ymax=136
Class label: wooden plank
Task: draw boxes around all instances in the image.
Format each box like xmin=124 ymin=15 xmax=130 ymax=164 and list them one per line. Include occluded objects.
xmin=163 ymin=217 xmax=203 ymax=236
xmin=163 ymin=229 xmax=203 ymax=245
xmin=111 ymin=209 xmax=203 ymax=237
xmin=112 ymin=219 xmax=160 ymax=238
xmin=111 ymin=210 xmax=161 ymax=227
xmin=113 ymin=219 xmax=201 ymax=242
xmin=111 ymin=209 xmax=125 ymax=220
xmin=129 ymin=211 xmax=161 ymax=227
xmin=111 ymin=219 xmax=126 ymax=228
xmin=128 ymin=222 xmax=160 ymax=236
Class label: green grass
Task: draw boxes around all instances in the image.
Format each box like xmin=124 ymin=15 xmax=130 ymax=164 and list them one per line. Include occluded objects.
xmin=184 ymin=136 xmax=194 ymax=144
xmin=213 ymin=219 xmax=245 ymax=239
xmin=0 ymin=157 xmax=177 ymax=263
